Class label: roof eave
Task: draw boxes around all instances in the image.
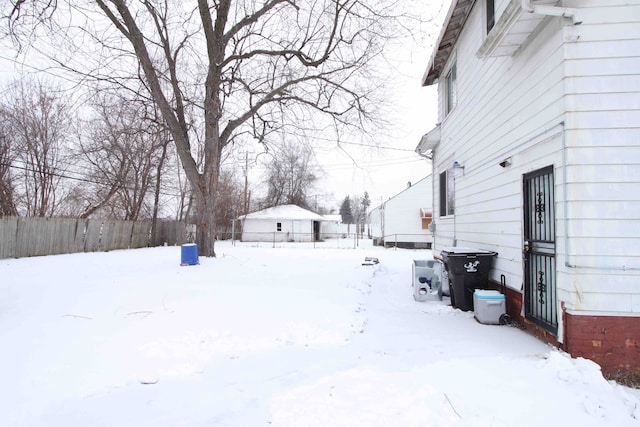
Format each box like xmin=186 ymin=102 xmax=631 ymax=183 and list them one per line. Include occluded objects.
xmin=422 ymin=0 xmax=475 ymax=86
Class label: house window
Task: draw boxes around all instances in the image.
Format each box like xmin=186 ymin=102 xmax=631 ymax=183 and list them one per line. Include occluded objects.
xmin=276 ymin=222 xmax=282 ymax=231
xmin=445 ymin=63 xmax=457 ymax=115
xmin=420 ymin=208 xmax=432 ymax=230
xmin=439 ymin=170 xmax=455 ymax=216
xmin=486 ymin=0 xmax=495 ymax=34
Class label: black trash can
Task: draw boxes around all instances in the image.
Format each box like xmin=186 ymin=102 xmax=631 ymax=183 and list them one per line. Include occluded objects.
xmin=441 ymin=247 xmax=497 ymax=311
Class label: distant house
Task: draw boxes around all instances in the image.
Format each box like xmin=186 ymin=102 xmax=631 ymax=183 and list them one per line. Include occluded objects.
xmin=416 ymin=0 xmax=640 ymax=379
xmin=368 ymin=205 xmax=383 ymax=245
xmin=240 ymin=204 xmax=326 ymax=242
xmin=320 ymin=214 xmax=350 ymax=239
xmin=369 ymin=176 xmax=433 ymax=249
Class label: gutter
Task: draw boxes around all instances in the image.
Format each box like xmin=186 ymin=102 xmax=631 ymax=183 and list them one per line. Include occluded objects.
xmin=521 ymin=0 xmax=582 ymax=25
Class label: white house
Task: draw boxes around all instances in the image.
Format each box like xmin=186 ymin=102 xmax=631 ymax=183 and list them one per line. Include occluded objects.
xmin=369 ymin=176 xmax=433 ymax=249
xmin=416 ymin=0 xmax=640 ymax=379
xmin=368 ymin=205 xmax=383 ymax=245
xmin=240 ymin=205 xmax=326 ymax=242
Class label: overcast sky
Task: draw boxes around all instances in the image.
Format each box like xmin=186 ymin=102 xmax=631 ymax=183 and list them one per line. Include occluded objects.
xmin=243 ymin=0 xmax=448 ymax=212
xmin=304 ymin=1 xmax=447 ymax=212
xmin=0 ymin=0 xmax=449 ymax=215
xmin=315 ymin=60 xmax=439 ymax=211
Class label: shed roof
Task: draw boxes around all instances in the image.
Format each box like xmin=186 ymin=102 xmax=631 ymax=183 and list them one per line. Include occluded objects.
xmin=242 ymin=204 xmax=326 ymax=221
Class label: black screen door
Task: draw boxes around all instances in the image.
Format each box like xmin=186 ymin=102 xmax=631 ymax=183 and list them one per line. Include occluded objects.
xmin=523 ymin=166 xmax=558 ymax=334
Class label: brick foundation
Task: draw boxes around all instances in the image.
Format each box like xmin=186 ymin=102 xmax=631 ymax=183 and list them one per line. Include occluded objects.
xmin=489 ymin=281 xmax=639 ymax=379
xmin=564 ymin=313 xmax=640 ymax=379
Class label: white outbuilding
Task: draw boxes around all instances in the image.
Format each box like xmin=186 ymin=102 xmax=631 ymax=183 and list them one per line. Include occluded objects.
xmin=319 ymin=214 xmax=350 ymax=239
xmin=240 ymin=204 xmax=326 ymax=242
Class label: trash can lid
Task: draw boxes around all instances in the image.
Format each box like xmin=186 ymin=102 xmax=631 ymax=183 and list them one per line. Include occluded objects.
xmin=441 ymin=247 xmax=497 ymax=255
xmin=473 ymin=289 xmax=505 ymax=300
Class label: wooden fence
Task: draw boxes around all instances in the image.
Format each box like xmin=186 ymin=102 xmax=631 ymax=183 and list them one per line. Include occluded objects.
xmin=0 ymin=217 xmax=188 ymax=259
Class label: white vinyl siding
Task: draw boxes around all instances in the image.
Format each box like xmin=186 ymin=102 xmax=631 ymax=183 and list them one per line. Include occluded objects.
xmin=559 ymin=2 xmax=640 ymax=313
xmin=431 ymin=0 xmax=640 ymax=317
xmin=434 ymin=8 xmax=565 ymax=278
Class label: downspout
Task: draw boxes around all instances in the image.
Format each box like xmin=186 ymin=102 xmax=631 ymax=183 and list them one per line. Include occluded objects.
xmin=521 ymin=0 xmax=582 ymax=25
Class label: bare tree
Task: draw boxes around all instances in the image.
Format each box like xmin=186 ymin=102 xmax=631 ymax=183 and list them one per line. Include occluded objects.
xmin=350 ymin=193 xmax=367 ymax=225
xmin=0 ymin=117 xmax=18 ymax=216
xmin=149 ymin=126 xmax=171 ymax=244
xmin=262 ymin=141 xmax=320 ymax=209
xmin=214 ymin=167 xmax=244 ymax=238
xmin=0 ymin=79 xmax=72 ymax=217
xmin=172 ymin=152 xmax=194 ymax=222
xmin=4 ymin=0 xmax=419 ymax=255
xmin=75 ymin=95 xmax=169 ymax=220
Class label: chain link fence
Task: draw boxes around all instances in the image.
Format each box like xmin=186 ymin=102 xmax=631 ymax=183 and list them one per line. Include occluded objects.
xmin=216 ymin=231 xmax=374 ymax=249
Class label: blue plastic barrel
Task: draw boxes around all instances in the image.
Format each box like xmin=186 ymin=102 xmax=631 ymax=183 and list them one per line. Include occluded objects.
xmin=180 ymin=243 xmax=199 ymax=266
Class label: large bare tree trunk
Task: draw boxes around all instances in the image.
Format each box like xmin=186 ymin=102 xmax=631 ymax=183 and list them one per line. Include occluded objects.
xmin=193 ymin=160 xmax=220 ymax=257
xmin=102 ymin=0 xmax=220 ymax=256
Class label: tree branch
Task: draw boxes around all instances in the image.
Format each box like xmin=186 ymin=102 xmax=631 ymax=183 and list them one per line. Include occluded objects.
xmin=98 ymin=0 xmax=201 ymax=196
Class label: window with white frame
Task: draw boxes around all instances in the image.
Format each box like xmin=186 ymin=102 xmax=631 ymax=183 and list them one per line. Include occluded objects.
xmin=276 ymin=222 xmax=282 ymax=231
xmin=445 ymin=63 xmax=457 ymax=115
xmin=486 ymin=0 xmax=495 ymax=34
xmin=439 ymin=170 xmax=455 ymax=216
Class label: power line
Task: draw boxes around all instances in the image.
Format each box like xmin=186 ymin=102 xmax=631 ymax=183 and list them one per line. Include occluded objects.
xmin=1 ymin=161 xmax=186 ymax=198
xmin=334 ymin=141 xmax=416 ymax=152
xmin=321 ymin=157 xmax=424 ymax=171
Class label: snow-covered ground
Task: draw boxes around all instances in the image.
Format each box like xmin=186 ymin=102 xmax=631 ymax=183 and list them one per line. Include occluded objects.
xmin=0 ymin=240 xmax=638 ymax=426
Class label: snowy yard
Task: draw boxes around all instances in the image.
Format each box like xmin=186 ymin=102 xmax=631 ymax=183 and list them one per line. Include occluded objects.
xmin=0 ymin=240 xmax=638 ymax=426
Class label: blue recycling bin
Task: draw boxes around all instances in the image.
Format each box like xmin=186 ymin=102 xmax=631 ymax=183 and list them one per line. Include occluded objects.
xmin=180 ymin=243 xmax=199 ymax=266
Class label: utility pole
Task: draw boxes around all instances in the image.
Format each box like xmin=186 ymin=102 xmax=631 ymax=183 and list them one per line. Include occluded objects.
xmin=243 ymin=151 xmax=249 ymax=215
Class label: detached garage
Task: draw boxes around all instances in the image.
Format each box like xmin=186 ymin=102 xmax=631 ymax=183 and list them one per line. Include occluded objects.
xmin=240 ymin=204 xmax=325 ymax=242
